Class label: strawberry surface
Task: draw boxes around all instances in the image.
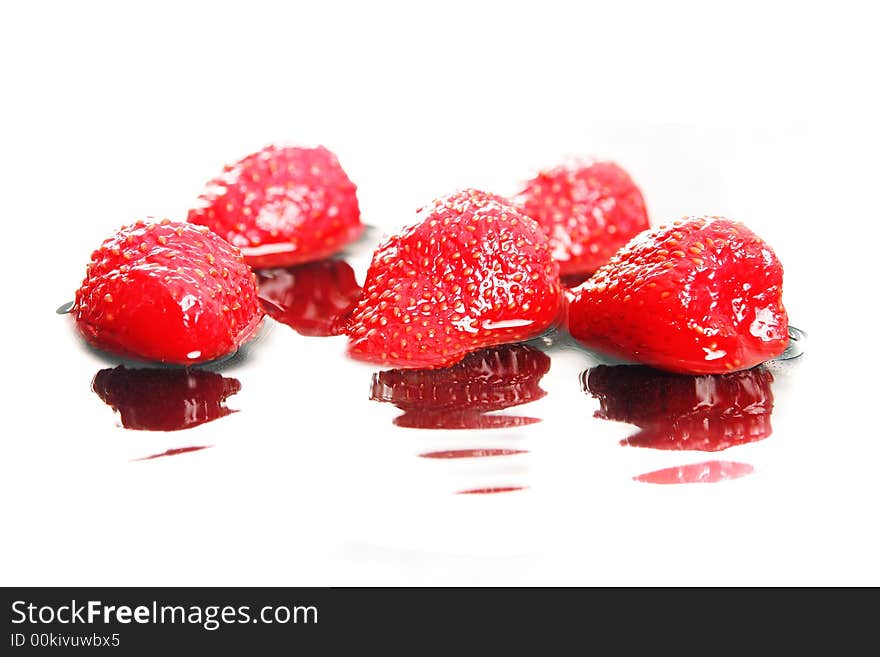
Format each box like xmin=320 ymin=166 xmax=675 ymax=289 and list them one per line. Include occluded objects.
xmin=513 ymin=159 xmax=649 ymax=275
xmin=74 ymin=220 xmax=263 ymax=364
xmin=188 ymin=145 xmax=362 ymax=268
xmin=568 ymin=216 xmax=788 ymax=374
xmin=346 ymin=189 xmax=563 ymax=369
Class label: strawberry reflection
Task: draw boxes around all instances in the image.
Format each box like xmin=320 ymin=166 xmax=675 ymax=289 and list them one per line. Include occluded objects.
xmin=370 ymin=343 xmax=551 ymax=430
xmin=456 ymin=486 xmax=528 ymax=495
xmin=92 ymin=366 xmax=241 ymax=432
xmin=255 ymin=258 xmax=362 ymax=336
xmin=634 ymin=461 xmax=754 ymax=484
xmin=132 ymin=445 xmax=212 ymax=461
xmin=420 ymin=448 xmax=528 ymax=459
xmin=583 ymin=364 xmax=774 ymax=451
xmin=370 ymin=344 xmax=547 ymax=494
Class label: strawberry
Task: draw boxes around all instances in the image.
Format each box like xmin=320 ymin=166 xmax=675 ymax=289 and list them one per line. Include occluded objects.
xmin=93 ymin=366 xmax=241 ymax=431
xmin=584 ymin=364 xmax=774 ymax=451
xmin=255 ymin=258 xmax=362 ymax=337
xmin=188 ymin=145 xmax=362 ymax=268
xmin=345 ymin=189 xmax=563 ymax=369
xmin=370 ymin=343 xmax=550 ymax=429
xmin=74 ymin=220 xmax=263 ymax=364
xmin=568 ymin=216 xmax=788 ymax=374
xmin=513 ymin=159 xmax=649 ymax=276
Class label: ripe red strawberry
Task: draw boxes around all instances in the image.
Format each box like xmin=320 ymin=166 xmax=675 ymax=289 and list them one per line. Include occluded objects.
xmin=370 ymin=343 xmax=550 ymax=429
xmin=513 ymin=159 xmax=649 ymax=276
xmin=74 ymin=220 xmax=263 ymax=364
xmin=568 ymin=216 xmax=788 ymax=374
xmin=255 ymin=258 xmax=362 ymax=337
xmin=345 ymin=189 xmax=563 ymax=369
xmin=93 ymin=365 xmax=241 ymax=431
xmin=584 ymin=364 xmax=774 ymax=451
xmin=188 ymin=145 xmax=362 ymax=268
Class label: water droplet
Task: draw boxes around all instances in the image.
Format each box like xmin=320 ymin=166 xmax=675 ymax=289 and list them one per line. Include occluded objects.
xmin=776 ymin=324 xmax=807 ymax=361
xmin=56 ymin=300 xmax=74 ymax=314
xmin=480 ymin=318 xmax=535 ymax=330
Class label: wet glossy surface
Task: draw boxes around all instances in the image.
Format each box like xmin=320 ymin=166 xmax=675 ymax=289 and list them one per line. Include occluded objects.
xmin=634 ymin=460 xmax=754 ymax=484
xmin=370 ymin=343 xmax=550 ymax=429
xmin=419 ymin=448 xmax=528 ymax=459
xmin=133 ymin=445 xmax=212 ymax=461
xmin=457 ymin=486 xmax=528 ymax=495
xmin=255 ymin=258 xmax=362 ymax=336
xmin=74 ymin=221 xmax=264 ymax=365
xmin=43 ymin=224 xmax=821 ymax=583
xmin=513 ymin=159 xmax=650 ymax=275
xmin=92 ymin=366 xmax=241 ymax=431
xmin=9 ymin=102 xmax=874 ymax=586
xmin=584 ymin=364 xmax=775 ymax=451
xmin=346 ymin=190 xmax=564 ymax=369
xmin=188 ymin=145 xmax=363 ymax=269
xmin=567 ymin=217 xmax=789 ymax=374
xmin=370 ymin=343 xmax=549 ymax=493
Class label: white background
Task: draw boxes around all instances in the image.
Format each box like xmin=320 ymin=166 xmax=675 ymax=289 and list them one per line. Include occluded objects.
xmin=1 ymin=1 xmax=878 ymax=585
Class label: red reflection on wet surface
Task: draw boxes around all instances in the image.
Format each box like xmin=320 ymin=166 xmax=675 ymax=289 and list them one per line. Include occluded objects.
xmin=255 ymin=258 xmax=361 ymax=336
xmin=92 ymin=366 xmax=241 ymax=431
xmin=419 ymin=448 xmax=528 ymax=459
xmin=634 ymin=460 xmax=754 ymax=484
xmin=456 ymin=486 xmax=528 ymax=495
xmin=133 ymin=446 xmax=212 ymax=461
xmin=397 ymin=412 xmax=540 ymax=430
xmin=583 ymin=365 xmax=774 ymax=451
xmin=370 ymin=343 xmax=551 ymax=429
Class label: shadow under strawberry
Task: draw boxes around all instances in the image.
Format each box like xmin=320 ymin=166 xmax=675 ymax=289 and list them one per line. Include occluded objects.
xmin=92 ymin=365 xmax=241 ymax=432
xmin=370 ymin=343 xmax=551 ymax=430
xmin=255 ymin=257 xmax=362 ymax=337
xmin=582 ymin=364 xmax=775 ymax=451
